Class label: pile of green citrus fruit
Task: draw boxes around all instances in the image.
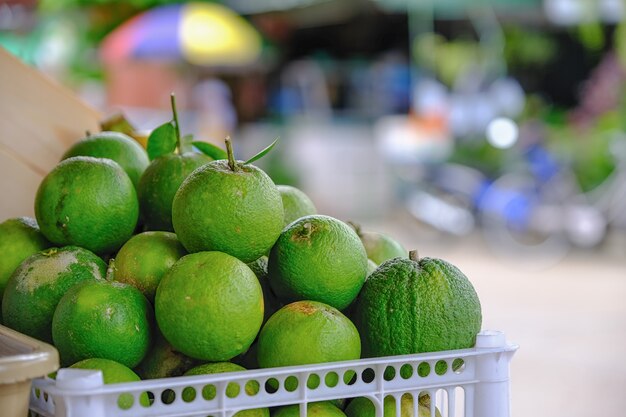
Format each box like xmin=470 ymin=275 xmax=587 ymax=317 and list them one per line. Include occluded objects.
xmin=0 ymin=95 xmax=482 ymax=417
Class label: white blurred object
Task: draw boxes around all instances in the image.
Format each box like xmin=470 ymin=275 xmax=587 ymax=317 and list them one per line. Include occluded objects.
xmin=544 ymin=0 xmax=586 ymax=25
xmin=486 ymin=118 xmax=519 ymax=149
xmin=448 ymin=94 xmax=474 ymax=137
xmin=488 ymin=78 xmax=526 ymax=118
xmin=545 ymin=0 xmax=624 ymax=24
xmin=413 ymin=78 xmax=449 ymax=116
xmin=375 ymin=115 xmax=452 ymax=164
xmin=599 ymin=0 xmax=625 ymax=23
xmin=565 ymin=204 xmax=608 ymax=248
xmin=470 ymin=94 xmax=498 ymax=135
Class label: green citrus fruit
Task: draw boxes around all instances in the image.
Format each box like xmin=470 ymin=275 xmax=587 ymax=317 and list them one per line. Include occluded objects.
xmin=0 ymin=217 xmax=51 ymax=314
xmin=277 ymin=185 xmax=317 ymax=226
xmin=352 ymin=253 xmax=482 ymax=357
xmin=138 ymin=152 xmax=211 ymax=232
xmin=113 ymin=231 xmax=187 ymax=303
xmin=257 ymin=301 xmax=360 ymax=389
xmin=155 ymin=251 xmax=264 ymax=361
xmin=273 ymin=402 xmax=346 ymax=417
xmin=134 ymin=328 xmax=197 ymax=379
xmin=181 ymin=362 xmax=269 ymax=417
xmin=62 ymin=131 xmax=149 ymax=189
xmin=52 ymin=280 xmax=154 ymax=367
xmin=268 ymin=215 xmax=367 ymax=310
xmin=345 ymin=395 xmax=442 ymax=417
xmin=172 ymin=159 xmax=283 ymax=263
xmin=70 ymin=358 xmax=149 ymax=408
xmin=351 ymin=225 xmax=407 ymax=265
xmin=2 ymin=246 xmax=105 ymax=343
xmin=35 ymin=156 xmax=139 ymax=255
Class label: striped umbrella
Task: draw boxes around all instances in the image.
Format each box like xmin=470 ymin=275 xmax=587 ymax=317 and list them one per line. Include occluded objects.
xmin=101 ymin=2 xmax=262 ymax=67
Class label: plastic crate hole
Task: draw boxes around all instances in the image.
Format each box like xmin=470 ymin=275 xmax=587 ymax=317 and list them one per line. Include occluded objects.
xmin=307 ymin=374 xmax=321 ymax=389
xmin=343 ymin=370 xmax=357 ymax=385
xmin=361 ymin=367 xmax=375 ymax=383
xmin=245 ymin=379 xmax=261 ymax=396
xmin=161 ymin=389 xmax=175 ymax=405
xmin=418 ymin=391 xmax=432 ymax=409
xmin=435 ymin=388 xmax=449 ymax=415
xmin=201 ymin=384 xmax=217 ymax=401
xmin=117 ymin=393 xmax=134 ymax=410
xmin=383 ymin=366 xmax=396 ymax=381
xmin=452 ymin=358 xmax=465 ymax=374
xmin=417 ymin=362 xmax=430 ymax=377
xmin=325 ymin=371 xmax=339 ymax=387
xmin=265 ymin=378 xmax=280 ymax=393
xmin=143 ymin=391 xmax=155 ymax=408
xmin=226 ymin=382 xmax=241 ymax=398
xmin=435 ymin=360 xmax=448 ymax=376
xmin=285 ymin=376 xmax=299 ymax=392
xmin=454 ymin=386 xmax=466 ymax=415
xmin=182 ymin=387 xmax=196 ymax=403
xmin=400 ymin=363 xmax=413 ymax=379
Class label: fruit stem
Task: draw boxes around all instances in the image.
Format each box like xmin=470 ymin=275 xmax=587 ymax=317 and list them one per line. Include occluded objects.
xmin=225 ymin=136 xmax=238 ymax=171
xmin=170 ymin=93 xmax=182 ymax=154
xmin=409 ymin=250 xmax=419 ymax=262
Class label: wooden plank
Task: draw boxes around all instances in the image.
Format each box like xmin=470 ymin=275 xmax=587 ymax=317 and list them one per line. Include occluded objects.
xmin=0 ymin=150 xmax=42 ymax=218
xmin=0 ymin=47 xmax=102 ymax=219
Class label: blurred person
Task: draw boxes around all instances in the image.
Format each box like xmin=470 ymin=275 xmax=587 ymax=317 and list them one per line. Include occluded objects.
xmin=191 ymin=77 xmax=237 ymax=144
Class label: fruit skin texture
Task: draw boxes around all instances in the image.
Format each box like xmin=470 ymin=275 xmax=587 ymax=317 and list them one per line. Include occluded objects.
xmin=358 ymin=231 xmax=407 ymax=265
xmin=138 ymin=152 xmax=211 ymax=232
xmin=35 ymin=156 xmax=139 ymax=255
xmin=70 ymin=358 xmax=149 ymax=408
xmin=182 ymin=362 xmax=269 ymax=417
xmin=273 ymin=402 xmax=346 ymax=417
xmin=268 ymin=215 xmax=368 ymax=310
xmin=257 ymin=301 xmax=361 ymax=374
xmin=155 ymin=251 xmax=264 ymax=361
xmin=0 ymin=217 xmax=51 ymax=313
xmin=172 ymin=159 xmax=283 ymax=263
xmin=277 ymin=185 xmax=317 ymax=226
xmin=2 ymin=246 xmax=106 ymax=343
xmin=52 ymin=280 xmax=154 ymax=368
xmin=352 ymin=257 xmax=482 ymax=358
xmin=345 ymin=395 xmax=442 ymax=417
xmin=61 ymin=131 xmax=149 ymax=189
xmin=114 ymin=231 xmax=187 ymax=303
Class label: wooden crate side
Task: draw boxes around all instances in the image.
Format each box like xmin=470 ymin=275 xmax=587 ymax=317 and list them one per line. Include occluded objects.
xmin=0 ymin=47 xmax=102 ymax=219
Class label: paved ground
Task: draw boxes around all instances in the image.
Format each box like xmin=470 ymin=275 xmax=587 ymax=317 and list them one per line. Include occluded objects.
xmin=367 ymin=213 xmax=626 ymax=417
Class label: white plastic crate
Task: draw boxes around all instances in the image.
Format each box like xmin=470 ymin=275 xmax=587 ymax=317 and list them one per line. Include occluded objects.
xmin=29 ymin=330 xmax=517 ymax=417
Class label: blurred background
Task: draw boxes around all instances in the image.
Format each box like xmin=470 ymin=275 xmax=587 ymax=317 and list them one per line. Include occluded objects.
xmin=1 ymin=0 xmax=625 ymax=416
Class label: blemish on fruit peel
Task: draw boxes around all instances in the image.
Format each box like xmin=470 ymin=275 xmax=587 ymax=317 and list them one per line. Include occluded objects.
xmin=289 ymin=301 xmax=317 ymax=315
xmin=17 ymin=251 xmax=79 ymax=293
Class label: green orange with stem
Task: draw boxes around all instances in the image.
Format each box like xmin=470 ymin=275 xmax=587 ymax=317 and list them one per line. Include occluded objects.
xmin=138 ymin=94 xmax=214 ymax=231
xmin=172 ymin=136 xmax=283 ymax=262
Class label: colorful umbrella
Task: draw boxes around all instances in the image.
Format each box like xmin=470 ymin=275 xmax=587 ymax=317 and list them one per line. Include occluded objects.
xmin=101 ymin=2 xmax=262 ymax=67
